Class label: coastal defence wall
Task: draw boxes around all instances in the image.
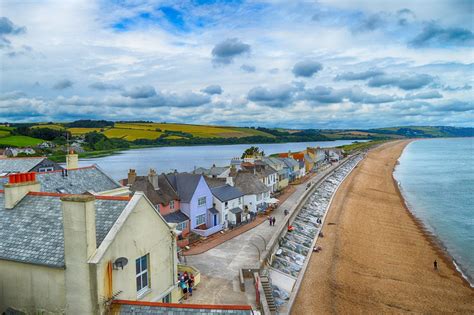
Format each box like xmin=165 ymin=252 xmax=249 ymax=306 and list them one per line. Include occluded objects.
xmin=257 ymin=154 xmax=364 ymax=314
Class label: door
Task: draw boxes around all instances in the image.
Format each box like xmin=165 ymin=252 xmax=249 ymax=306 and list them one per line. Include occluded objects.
xmin=236 ymin=212 xmax=242 ymax=224
xmin=213 ymin=214 xmax=218 ymax=226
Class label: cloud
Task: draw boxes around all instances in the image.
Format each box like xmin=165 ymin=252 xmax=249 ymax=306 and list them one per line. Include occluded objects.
xmin=201 ymin=85 xmax=223 ymax=95
xmin=247 ymin=84 xmax=296 ymax=107
xmin=0 ymin=17 xmax=26 ymax=36
xmin=122 ymin=85 xmax=157 ymax=98
xmin=302 ymin=86 xmax=397 ymax=104
xmin=240 ymin=64 xmax=256 ymax=73
xmin=165 ymin=91 xmax=211 ymax=107
xmin=397 ymin=8 xmax=416 ymax=26
xmin=409 ymin=22 xmax=474 ymax=47
xmin=0 ymin=90 xmax=27 ymax=100
xmin=292 ymin=60 xmax=323 ymax=78
xmin=52 ymin=79 xmax=74 ymax=90
xmin=368 ymin=74 xmax=434 ymax=90
xmin=89 ymin=82 xmax=123 ymax=91
xmin=442 ymin=84 xmax=472 ymax=91
xmin=434 ymin=100 xmax=473 ymax=112
xmin=335 ymin=69 xmax=384 ymax=81
xmin=211 ymin=38 xmax=251 ymax=65
xmin=405 ymin=91 xmax=443 ymax=100
xmin=352 ymin=13 xmax=387 ymax=33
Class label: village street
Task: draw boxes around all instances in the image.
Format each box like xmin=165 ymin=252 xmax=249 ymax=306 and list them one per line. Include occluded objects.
xmin=183 ymin=161 xmax=343 ymax=306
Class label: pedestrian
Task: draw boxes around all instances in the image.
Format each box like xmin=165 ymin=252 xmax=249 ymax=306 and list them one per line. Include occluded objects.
xmin=268 ymin=216 xmax=272 ymax=226
xmin=434 ymin=260 xmax=438 ymax=270
xmin=180 ymin=276 xmax=188 ymax=299
xmin=187 ymin=274 xmax=194 ymax=296
xmin=284 ymin=209 xmax=289 ymax=216
xmin=272 ymin=217 xmax=276 ymax=226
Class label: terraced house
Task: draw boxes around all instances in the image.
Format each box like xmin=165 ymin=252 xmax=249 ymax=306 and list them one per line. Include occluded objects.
xmin=0 ymin=172 xmax=181 ymax=314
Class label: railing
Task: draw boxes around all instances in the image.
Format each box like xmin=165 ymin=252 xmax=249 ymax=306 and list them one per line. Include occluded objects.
xmin=191 ymin=224 xmax=223 ymax=237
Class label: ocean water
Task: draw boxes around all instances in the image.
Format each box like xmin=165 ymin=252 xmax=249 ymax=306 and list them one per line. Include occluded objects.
xmin=394 ymin=138 xmax=474 ymax=285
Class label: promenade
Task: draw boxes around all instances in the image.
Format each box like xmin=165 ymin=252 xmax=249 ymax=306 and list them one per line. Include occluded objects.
xmin=183 ymin=162 xmax=341 ymax=306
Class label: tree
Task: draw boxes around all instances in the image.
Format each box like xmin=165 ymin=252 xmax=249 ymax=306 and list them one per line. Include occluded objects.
xmin=241 ymin=146 xmax=265 ymax=159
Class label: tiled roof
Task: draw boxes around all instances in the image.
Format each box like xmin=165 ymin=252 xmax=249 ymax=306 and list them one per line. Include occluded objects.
xmin=0 ymin=157 xmax=45 ymax=174
xmin=0 ymin=193 xmax=128 ymax=267
xmin=233 ymin=172 xmax=269 ymax=195
xmin=194 ymin=166 xmax=228 ymax=177
xmin=211 ymin=184 xmax=243 ymax=202
xmin=130 ymin=175 xmax=179 ymax=206
xmin=282 ymin=157 xmax=299 ymax=168
xmin=230 ymin=207 xmax=242 ymax=214
xmin=0 ymin=166 xmax=122 ymax=194
xmin=163 ymin=211 xmax=189 ymax=224
xmin=208 ymin=207 xmax=219 ymax=214
xmin=204 ymin=177 xmax=226 ymax=188
xmin=165 ymin=173 xmax=203 ymax=203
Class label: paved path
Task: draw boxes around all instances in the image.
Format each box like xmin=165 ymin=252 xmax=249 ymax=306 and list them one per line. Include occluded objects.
xmin=183 ymin=162 xmax=341 ymax=305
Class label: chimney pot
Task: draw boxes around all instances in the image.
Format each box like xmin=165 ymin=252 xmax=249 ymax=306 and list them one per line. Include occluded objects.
xmin=127 ymin=169 xmax=136 ymax=186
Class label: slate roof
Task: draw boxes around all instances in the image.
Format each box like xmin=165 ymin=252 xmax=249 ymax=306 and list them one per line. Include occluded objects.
xmin=165 ymin=173 xmax=203 ymax=203
xmin=230 ymin=207 xmax=242 ymax=214
xmin=233 ymin=172 xmax=269 ymax=195
xmin=211 ymin=184 xmax=243 ymax=202
xmin=262 ymin=157 xmax=285 ymax=169
xmin=0 ymin=157 xmax=45 ymax=174
xmin=282 ymin=157 xmax=299 ymax=169
xmin=0 ymin=166 xmax=122 ymax=194
xmin=194 ymin=166 xmax=228 ymax=177
xmin=129 ymin=175 xmax=179 ymax=206
xmin=208 ymin=207 xmax=219 ymax=214
xmin=117 ymin=304 xmax=253 ymax=315
xmin=0 ymin=193 xmax=128 ymax=268
xmin=163 ymin=211 xmax=189 ymax=223
xmin=204 ymin=177 xmax=226 ymax=188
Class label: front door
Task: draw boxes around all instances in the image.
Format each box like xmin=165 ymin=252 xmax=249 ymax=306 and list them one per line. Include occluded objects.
xmin=213 ymin=214 xmax=218 ymax=226
xmin=236 ymin=212 xmax=242 ymax=224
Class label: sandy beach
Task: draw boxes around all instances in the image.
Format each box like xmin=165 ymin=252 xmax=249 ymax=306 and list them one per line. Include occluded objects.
xmin=293 ymin=140 xmax=474 ymax=314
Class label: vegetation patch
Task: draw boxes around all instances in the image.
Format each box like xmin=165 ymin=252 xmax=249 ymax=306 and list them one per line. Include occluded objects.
xmin=0 ymin=135 xmax=43 ymax=147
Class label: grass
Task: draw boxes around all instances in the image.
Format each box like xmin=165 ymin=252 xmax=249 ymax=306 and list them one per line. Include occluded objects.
xmin=31 ymin=124 xmax=65 ymax=130
xmin=337 ymin=140 xmax=387 ymax=154
xmin=68 ymin=127 xmax=104 ymax=135
xmin=0 ymin=130 xmax=10 ymax=138
xmin=103 ymin=128 xmax=163 ymax=141
xmin=0 ymin=135 xmax=43 ymax=147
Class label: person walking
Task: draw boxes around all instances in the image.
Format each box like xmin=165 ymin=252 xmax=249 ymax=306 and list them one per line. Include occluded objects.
xmin=187 ymin=274 xmax=194 ymax=296
xmin=268 ymin=216 xmax=272 ymax=226
xmin=272 ymin=217 xmax=276 ymax=226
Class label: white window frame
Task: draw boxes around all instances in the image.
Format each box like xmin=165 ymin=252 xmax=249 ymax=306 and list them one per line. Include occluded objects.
xmin=197 ymin=196 xmax=206 ymax=207
xmin=196 ymin=213 xmax=206 ymax=226
xmin=38 ymin=167 xmax=54 ymax=172
xmin=176 ymin=221 xmax=187 ymax=231
xmin=169 ymin=200 xmax=175 ymax=210
xmin=136 ymin=254 xmax=150 ymax=297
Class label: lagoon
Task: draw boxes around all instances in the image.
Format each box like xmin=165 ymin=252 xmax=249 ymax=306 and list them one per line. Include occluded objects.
xmin=77 ymin=140 xmax=366 ymax=180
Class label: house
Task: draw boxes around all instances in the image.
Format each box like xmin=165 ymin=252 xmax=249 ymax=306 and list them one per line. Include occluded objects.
xmin=241 ymin=160 xmax=278 ymax=193
xmin=262 ymin=157 xmax=288 ymax=191
xmin=4 ymin=147 xmax=36 ymax=157
xmin=281 ymin=157 xmax=300 ymax=182
xmin=125 ymin=169 xmax=190 ymax=247
xmin=37 ymin=141 xmax=55 ymax=149
xmin=193 ymin=165 xmax=229 ymax=178
xmin=210 ymin=184 xmax=245 ymax=227
xmin=0 ymin=156 xmax=63 ymax=175
xmin=325 ymin=148 xmax=345 ymax=163
xmin=165 ymin=172 xmax=222 ymax=237
xmin=307 ymin=147 xmax=327 ymax=168
xmin=232 ymin=172 xmax=270 ymax=213
xmin=0 ymin=172 xmax=183 ymax=314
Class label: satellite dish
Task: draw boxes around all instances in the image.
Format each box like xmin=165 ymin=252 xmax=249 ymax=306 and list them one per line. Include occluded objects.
xmin=113 ymin=257 xmax=128 ymax=270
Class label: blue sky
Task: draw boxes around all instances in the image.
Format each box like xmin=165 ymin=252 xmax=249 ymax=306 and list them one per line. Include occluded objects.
xmin=0 ymin=0 xmax=473 ymax=128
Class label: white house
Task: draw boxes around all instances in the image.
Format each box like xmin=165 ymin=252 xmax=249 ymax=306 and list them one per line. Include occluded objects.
xmin=210 ymin=184 xmax=245 ymax=226
xmin=232 ymin=172 xmax=270 ymax=213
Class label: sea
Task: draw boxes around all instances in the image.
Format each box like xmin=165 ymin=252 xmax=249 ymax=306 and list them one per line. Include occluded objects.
xmin=394 ymin=138 xmax=474 ymax=285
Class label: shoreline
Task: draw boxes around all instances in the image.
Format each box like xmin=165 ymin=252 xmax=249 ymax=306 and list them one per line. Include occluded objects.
xmin=393 ymin=141 xmax=473 ymax=287
xmin=293 ymin=140 xmax=474 ymax=314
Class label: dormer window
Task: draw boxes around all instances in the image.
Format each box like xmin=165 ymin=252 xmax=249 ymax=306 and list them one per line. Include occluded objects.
xmin=169 ymin=200 xmax=175 ymax=210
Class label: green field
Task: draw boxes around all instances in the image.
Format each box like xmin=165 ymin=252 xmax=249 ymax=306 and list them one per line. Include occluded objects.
xmin=32 ymin=124 xmax=66 ymax=130
xmin=0 ymin=135 xmax=43 ymax=147
xmin=103 ymin=128 xmax=163 ymax=141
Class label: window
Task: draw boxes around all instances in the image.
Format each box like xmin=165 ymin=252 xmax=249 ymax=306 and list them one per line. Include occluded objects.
xmin=176 ymin=221 xmax=187 ymax=231
xmin=38 ymin=167 xmax=54 ymax=172
xmin=196 ymin=213 xmax=206 ymax=226
xmin=239 ymin=197 xmax=242 ymax=205
xmin=162 ymin=293 xmax=171 ymax=303
xmin=224 ymin=201 xmax=228 ymax=208
xmin=136 ymin=254 xmax=149 ymax=295
xmin=257 ymin=194 xmax=262 ymax=201
xmin=225 ymin=214 xmax=228 ymax=221
xmin=169 ymin=200 xmax=175 ymax=210
xmin=198 ymin=196 xmax=206 ymax=207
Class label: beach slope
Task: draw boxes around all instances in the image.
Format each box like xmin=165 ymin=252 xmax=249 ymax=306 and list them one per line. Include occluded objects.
xmin=293 ymin=140 xmax=474 ymax=314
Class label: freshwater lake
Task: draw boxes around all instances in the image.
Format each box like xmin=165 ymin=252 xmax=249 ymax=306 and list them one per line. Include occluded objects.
xmin=77 ymin=140 xmax=366 ymax=180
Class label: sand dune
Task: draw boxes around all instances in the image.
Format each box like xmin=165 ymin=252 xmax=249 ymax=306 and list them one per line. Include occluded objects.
xmin=293 ymin=140 xmax=474 ymax=314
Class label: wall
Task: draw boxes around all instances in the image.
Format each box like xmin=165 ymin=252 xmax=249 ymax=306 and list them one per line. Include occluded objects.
xmin=94 ymin=196 xmax=178 ymax=313
xmin=188 ymin=176 xmax=212 ymax=229
xmin=0 ymin=261 xmax=66 ymax=314
xmin=243 ymin=194 xmax=257 ymax=213
xmin=158 ymin=200 xmax=181 ymax=217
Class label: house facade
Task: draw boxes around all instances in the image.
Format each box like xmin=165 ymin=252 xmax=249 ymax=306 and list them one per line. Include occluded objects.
xmin=0 ymin=173 xmax=181 ymax=314
xmin=210 ymin=184 xmax=245 ymax=227
xmin=232 ymin=172 xmax=270 ymax=213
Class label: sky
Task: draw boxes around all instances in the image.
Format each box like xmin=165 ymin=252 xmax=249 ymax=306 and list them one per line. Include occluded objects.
xmin=0 ymin=0 xmax=473 ymax=129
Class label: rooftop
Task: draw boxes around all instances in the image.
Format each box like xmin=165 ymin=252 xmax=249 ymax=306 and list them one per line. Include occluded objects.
xmin=0 ymin=165 xmax=122 ymax=194
xmin=233 ymin=172 xmax=269 ymax=195
xmin=165 ymin=173 xmax=203 ymax=203
xmin=0 ymin=192 xmax=129 ymax=268
xmin=163 ymin=210 xmax=189 ymax=224
xmin=211 ymin=184 xmax=243 ymax=202
xmin=129 ymin=174 xmax=179 ymax=206
xmin=0 ymin=157 xmax=46 ymax=175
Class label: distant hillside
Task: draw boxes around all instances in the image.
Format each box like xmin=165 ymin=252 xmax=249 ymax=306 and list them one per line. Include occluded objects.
xmin=365 ymin=126 xmax=474 ymax=138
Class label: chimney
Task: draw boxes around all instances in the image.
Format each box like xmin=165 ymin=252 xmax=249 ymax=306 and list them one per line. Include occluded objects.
xmin=61 ymin=194 xmax=97 ymax=314
xmin=128 ymin=169 xmax=136 ymax=186
xmin=4 ymin=173 xmax=40 ymax=209
xmin=66 ymin=149 xmax=79 ymax=170
xmin=226 ymin=176 xmax=234 ymax=186
xmin=148 ymin=168 xmax=159 ymax=190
